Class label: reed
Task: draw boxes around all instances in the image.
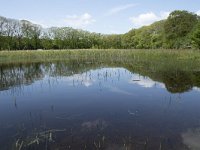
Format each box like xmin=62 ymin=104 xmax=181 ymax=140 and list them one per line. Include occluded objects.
xmin=0 ymin=49 xmax=200 ymax=72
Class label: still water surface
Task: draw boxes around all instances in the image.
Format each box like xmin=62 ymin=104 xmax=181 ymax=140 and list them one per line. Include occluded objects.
xmin=0 ymin=62 xmax=200 ymax=150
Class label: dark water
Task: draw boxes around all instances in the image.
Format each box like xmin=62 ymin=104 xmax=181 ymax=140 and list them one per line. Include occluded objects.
xmin=0 ymin=62 xmax=200 ymax=150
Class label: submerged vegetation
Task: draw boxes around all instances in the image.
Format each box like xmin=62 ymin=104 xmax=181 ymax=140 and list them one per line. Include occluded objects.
xmin=0 ymin=10 xmax=200 ymax=50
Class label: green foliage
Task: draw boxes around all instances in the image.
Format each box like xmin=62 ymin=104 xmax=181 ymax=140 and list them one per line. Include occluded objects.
xmin=122 ymin=10 xmax=200 ymax=49
xmin=192 ymin=22 xmax=200 ymax=48
xmin=164 ymin=10 xmax=199 ymax=48
xmin=164 ymin=11 xmax=198 ymax=38
xmin=0 ymin=10 xmax=200 ymax=50
xmin=123 ymin=21 xmax=165 ymax=49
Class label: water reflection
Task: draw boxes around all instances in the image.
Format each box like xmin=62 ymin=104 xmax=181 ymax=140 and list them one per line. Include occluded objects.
xmin=0 ymin=61 xmax=200 ymax=149
xmin=1 ymin=62 xmax=200 ymax=93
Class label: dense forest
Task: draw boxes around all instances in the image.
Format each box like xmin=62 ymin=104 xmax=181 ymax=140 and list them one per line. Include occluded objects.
xmin=0 ymin=10 xmax=200 ymax=50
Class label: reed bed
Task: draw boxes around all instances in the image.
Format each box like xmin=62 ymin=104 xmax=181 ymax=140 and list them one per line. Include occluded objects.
xmin=0 ymin=49 xmax=200 ymax=72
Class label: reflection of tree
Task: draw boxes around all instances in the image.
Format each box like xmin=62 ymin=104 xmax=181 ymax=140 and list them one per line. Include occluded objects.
xmin=0 ymin=61 xmax=100 ymax=91
xmin=146 ymin=71 xmax=200 ymax=93
xmin=1 ymin=61 xmax=200 ymax=93
xmin=161 ymin=71 xmax=193 ymax=93
xmin=193 ymin=72 xmax=200 ymax=88
xmin=0 ymin=63 xmax=44 ymax=90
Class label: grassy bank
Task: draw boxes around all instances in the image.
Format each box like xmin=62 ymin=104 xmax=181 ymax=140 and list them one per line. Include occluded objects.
xmin=0 ymin=49 xmax=200 ymax=71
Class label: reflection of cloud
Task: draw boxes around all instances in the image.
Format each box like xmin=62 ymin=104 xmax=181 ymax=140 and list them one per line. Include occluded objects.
xmin=182 ymin=128 xmax=200 ymax=150
xmin=110 ymin=87 xmax=133 ymax=95
xmin=64 ymin=73 xmax=95 ymax=87
xmin=193 ymin=87 xmax=200 ymax=92
xmin=129 ymin=74 xmax=165 ymax=88
xmin=83 ymin=80 xmax=93 ymax=87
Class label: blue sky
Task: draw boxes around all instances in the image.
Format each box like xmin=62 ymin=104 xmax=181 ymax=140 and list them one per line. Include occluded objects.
xmin=0 ymin=0 xmax=200 ymax=34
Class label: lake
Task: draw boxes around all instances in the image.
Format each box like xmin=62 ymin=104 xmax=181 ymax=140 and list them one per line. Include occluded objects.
xmin=0 ymin=61 xmax=200 ymax=150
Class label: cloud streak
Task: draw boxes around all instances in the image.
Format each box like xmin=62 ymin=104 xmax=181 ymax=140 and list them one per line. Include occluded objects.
xmin=107 ymin=4 xmax=137 ymax=16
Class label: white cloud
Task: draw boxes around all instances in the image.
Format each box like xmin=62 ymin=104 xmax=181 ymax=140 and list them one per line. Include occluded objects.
xmin=130 ymin=11 xmax=170 ymax=28
xmin=160 ymin=11 xmax=170 ymax=19
xmin=107 ymin=4 xmax=137 ymax=16
xmin=64 ymin=13 xmax=95 ymax=28
xmin=196 ymin=10 xmax=200 ymax=16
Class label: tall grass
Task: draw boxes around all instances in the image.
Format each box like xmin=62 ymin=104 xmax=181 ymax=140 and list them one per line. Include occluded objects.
xmin=0 ymin=49 xmax=200 ymax=71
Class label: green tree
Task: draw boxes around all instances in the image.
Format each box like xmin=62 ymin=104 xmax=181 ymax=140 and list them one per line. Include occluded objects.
xmin=192 ymin=22 xmax=200 ymax=48
xmin=164 ymin=10 xmax=199 ymax=48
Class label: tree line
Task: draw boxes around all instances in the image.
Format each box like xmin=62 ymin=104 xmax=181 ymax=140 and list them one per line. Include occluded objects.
xmin=0 ymin=10 xmax=200 ymax=50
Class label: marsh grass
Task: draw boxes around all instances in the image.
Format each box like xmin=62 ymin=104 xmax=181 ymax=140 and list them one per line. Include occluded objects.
xmin=0 ymin=49 xmax=200 ymax=72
